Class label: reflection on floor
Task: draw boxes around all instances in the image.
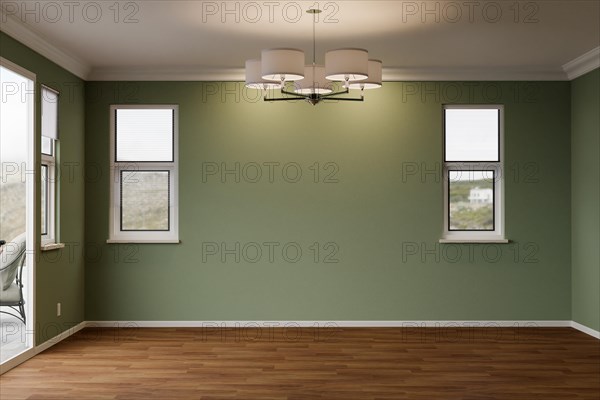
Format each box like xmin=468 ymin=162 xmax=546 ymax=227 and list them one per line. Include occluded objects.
xmin=0 ymin=314 xmax=27 ymax=364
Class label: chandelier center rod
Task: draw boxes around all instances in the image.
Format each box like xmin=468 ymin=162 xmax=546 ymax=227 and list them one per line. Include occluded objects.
xmin=307 ymin=8 xmax=321 ymax=66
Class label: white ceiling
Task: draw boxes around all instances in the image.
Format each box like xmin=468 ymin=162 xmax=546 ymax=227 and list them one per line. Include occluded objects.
xmin=1 ymin=0 xmax=599 ymax=80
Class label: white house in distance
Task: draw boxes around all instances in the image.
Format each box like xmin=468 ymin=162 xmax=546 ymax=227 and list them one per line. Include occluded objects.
xmin=469 ymin=187 xmax=493 ymax=204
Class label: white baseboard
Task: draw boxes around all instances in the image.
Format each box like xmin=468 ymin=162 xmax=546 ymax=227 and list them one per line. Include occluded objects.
xmin=35 ymin=321 xmax=87 ymax=353
xmin=0 ymin=321 xmax=86 ymax=375
xmin=86 ymin=320 xmax=573 ymax=328
xmin=89 ymin=320 xmax=600 ymax=339
xmin=571 ymin=321 xmax=600 ymax=339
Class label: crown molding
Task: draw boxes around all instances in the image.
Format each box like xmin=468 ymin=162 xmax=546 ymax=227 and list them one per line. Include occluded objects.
xmin=0 ymin=10 xmax=91 ymax=79
xmin=382 ymin=67 xmax=568 ymax=81
xmin=563 ymin=47 xmax=600 ymax=80
xmin=88 ymin=66 xmax=568 ymax=82
xmin=87 ymin=67 xmax=246 ymax=81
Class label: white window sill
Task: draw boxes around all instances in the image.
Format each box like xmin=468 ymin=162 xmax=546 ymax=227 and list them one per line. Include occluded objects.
xmin=41 ymin=242 xmax=65 ymax=251
xmin=106 ymin=239 xmax=181 ymax=244
xmin=439 ymin=239 xmax=510 ymax=244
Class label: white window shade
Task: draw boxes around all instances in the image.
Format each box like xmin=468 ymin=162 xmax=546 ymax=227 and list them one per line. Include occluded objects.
xmin=41 ymin=87 xmax=58 ymax=140
xmin=116 ymin=109 xmax=174 ymax=162
xmin=445 ymin=109 xmax=499 ymax=162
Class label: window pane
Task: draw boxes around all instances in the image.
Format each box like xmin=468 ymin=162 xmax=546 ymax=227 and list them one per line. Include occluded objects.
xmin=1 ymin=66 xmax=30 ymax=242
xmin=121 ymin=171 xmax=170 ymax=231
xmin=41 ymin=165 xmax=48 ymax=236
xmin=42 ymin=136 xmax=53 ymax=156
xmin=445 ymin=109 xmax=499 ymax=161
xmin=116 ymin=109 xmax=173 ymax=162
xmin=448 ymin=170 xmax=494 ymax=231
xmin=41 ymin=87 xmax=58 ymax=140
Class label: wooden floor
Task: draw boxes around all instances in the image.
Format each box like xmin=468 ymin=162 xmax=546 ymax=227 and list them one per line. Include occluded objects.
xmin=1 ymin=327 xmax=598 ymax=399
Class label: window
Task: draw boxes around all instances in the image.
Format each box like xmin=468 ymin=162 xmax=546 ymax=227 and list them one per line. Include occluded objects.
xmin=41 ymin=86 xmax=58 ymax=245
xmin=442 ymin=105 xmax=505 ymax=242
xmin=109 ymin=105 xmax=179 ymax=242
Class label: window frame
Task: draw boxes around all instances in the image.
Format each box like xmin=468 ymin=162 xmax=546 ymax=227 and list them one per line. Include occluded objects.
xmin=40 ymin=157 xmax=56 ymax=240
xmin=108 ymin=104 xmax=179 ymax=243
xmin=41 ymin=85 xmax=58 ymax=246
xmin=442 ymin=104 xmax=506 ymax=243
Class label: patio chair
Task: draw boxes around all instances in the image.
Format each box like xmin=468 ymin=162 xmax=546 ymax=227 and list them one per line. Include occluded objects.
xmin=0 ymin=233 xmax=27 ymax=324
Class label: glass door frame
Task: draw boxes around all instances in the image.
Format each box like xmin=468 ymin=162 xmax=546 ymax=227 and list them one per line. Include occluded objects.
xmin=0 ymin=56 xmax=37 ymax=369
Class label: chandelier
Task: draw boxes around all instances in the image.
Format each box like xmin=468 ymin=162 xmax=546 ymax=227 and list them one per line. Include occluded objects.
xmin=244 ymin=8 xmax=382 ymax=105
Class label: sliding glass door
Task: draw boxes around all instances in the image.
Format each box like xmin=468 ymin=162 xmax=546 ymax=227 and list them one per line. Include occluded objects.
xmin=0 ymin=60 xmax=35 ymax=365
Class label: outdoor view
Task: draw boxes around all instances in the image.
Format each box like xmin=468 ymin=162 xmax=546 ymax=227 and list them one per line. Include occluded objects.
xmin=0 ymin=66 xmax=28 ymax=244
xmin=449 ymin=170 xmax=494 ymax=230
xmin=0 ymin=173 xmax=25 ymax=243
xmin=121 ymin=171 xmax=170 ymax=231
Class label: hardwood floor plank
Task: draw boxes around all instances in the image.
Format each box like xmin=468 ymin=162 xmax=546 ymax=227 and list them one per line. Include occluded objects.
xmin=0 ymin=327 xmax=598 ymax=399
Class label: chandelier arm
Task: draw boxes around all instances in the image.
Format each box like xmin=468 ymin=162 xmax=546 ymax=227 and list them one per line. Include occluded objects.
xmin=264 ymin=97 xmax=309 ymax=102
xmin=322 ymin=97 xmax=364 ymax=102
xmin=280 ymin=89 xmax=310 ymax=98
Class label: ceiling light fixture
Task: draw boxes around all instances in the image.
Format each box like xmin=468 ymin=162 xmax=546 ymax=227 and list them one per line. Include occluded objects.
xmin=245 ymin=8 xmax=382 ymax=105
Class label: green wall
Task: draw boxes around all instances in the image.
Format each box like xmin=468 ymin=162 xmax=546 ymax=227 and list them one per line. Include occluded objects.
xmin=571 ymin=68 xmax=600 ymax=332
xmin=84 ymin=80 xmax=572 ymax=321
xmin=0 ymin=32 xmax=86 ymax=343
xmin=3 ymin=32 xmax=588 ymax=328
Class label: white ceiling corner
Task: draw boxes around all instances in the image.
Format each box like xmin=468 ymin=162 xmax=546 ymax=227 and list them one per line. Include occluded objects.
xmin=0 ymin=10 xmax=91 ymax=79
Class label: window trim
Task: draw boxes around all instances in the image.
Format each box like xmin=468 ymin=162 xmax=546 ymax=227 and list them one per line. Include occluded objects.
xmin=442 ymin=104 xmax=505 ymax=242
xmin=108 ymin=104 xmax=179 ymax=243
xmin=41 ymin=85 xmax=58 ymax=246
xmin=41 ymin=153 xmax=56 ymax=246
